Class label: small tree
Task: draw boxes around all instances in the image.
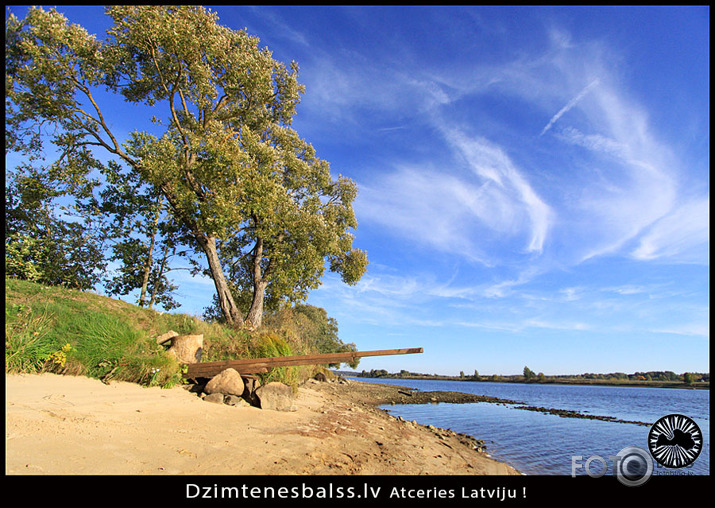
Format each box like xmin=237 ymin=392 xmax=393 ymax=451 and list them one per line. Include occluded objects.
xmin=523 ymin=366 xmax=536 ymax=381
xmin=5 ymin=163 xmax=108 ymax=291
xmin=100 ymin=161 xmax=187 ymax=311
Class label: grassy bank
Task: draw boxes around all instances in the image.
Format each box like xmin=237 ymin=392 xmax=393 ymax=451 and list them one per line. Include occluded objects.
xmin=5 ymin=278 xmax=332 ymax=388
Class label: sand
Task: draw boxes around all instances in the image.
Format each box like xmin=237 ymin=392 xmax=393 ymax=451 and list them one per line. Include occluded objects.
xmin=5 ymin=372 xmax=520 ymax=476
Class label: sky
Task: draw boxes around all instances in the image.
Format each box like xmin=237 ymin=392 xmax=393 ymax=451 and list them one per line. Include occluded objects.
xmin=6 ymin=6 xmax=710 ymax=376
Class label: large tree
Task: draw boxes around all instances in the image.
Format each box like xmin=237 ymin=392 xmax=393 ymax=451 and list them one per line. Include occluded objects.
xmin=6 ymin=6 xmax=367 ymax=327
xmin=205 ymin=124 xmax=368 ymax=327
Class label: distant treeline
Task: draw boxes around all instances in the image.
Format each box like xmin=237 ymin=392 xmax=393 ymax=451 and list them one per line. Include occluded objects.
xmin=355 ymin=368 xmax=709 ymax=386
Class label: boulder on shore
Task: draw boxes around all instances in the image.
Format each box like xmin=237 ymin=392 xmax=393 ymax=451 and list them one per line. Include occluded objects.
xmin=203 ymin=392 xmax=225 ymax=405
xmin=255 ymin=382 xmax=296 ymax=411
xmin=167 ymin=334 xmax=203 ymax=364
xmin=204 ymin=368 xmax=244 ymax=397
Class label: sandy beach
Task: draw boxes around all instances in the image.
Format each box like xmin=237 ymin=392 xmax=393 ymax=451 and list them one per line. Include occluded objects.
xmin=5 ymin=372 xmax=519 ymax=476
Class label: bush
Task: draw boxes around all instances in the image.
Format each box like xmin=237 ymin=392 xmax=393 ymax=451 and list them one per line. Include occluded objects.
xmin=264 ymin=304 xmax=358 ymax=365
xmin=249 ymin=332 xmax=301 ymax=387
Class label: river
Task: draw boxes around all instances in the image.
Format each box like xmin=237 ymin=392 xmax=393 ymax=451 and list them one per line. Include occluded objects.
xmin=348 ymin=377 xmax=709 ymax=476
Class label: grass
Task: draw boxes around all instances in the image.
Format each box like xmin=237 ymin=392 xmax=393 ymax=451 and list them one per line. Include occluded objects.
xmin=5 ymin=277 xmax=312 ymax=388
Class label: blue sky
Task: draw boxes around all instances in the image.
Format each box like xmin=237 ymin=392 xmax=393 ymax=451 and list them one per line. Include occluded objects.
xmin=7 ymin=6 xmax=709 ymax=376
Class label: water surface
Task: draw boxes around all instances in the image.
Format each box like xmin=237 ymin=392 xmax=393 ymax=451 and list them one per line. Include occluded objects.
xmin=350 ymin=378 xmax=709 ymax=476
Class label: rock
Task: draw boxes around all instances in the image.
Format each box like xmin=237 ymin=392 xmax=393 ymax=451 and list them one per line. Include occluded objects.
xmin=241 ymin=375 xmax=261 ymax=396
xmin=204 ymin=368 xmax=245 ymax=397
xmin=223 ymin=394 xmax=239 ymax=406
xmin=241 ymin=375 xmax=261 ymax=406
xmin=224 ymin=395 xmax=251 ymax=407
xmin=203 ymin=393 xmax=225 ymax=404
xmin=255 ymin=382 xmax=296 ymax=411
xmin=168 ymin=334 xmax=203 ymax=363
xmin=314 ymin=372 xmax=327 ymax=382
xmin=156 ymin=330 xmax=179 ymax=345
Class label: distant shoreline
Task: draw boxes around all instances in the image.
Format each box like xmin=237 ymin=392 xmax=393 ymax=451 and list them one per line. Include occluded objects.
xmin=341 ymin=373 xmax=710 ymax=390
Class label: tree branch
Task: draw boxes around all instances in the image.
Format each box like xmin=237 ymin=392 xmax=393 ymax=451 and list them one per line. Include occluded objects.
xmin=149 ymin=42 xmax=187 ymax=145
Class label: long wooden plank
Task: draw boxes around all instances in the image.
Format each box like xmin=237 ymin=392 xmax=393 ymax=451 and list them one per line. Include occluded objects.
xmin=186 ymin=348 xmax=423 ymax=378
xmin=185 ymin=347 xmax=423 ymax=379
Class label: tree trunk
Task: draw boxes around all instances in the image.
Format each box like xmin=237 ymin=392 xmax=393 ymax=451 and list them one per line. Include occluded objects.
xmin=139 ymin=205 xmax=161 ymax=307
xmin=158 ymin=182 xmax=244 ymax=326
xmin=149 ymin=239 xmax=170 ymax=309
xmin=197 ymin=234 xmax=244 ymax=326
xmin=245 ymin=280 xmax=267 ymax=330
xmin=244 ymin=237 xmax=268 ymax=329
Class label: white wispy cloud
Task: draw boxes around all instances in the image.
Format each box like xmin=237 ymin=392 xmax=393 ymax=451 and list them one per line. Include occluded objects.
xmin=631 ymin=197 xmax=709 ymax=263
xmin=244 ymin=6 xmax=311 ymax=48
xmin=307 ymin=22 xmax=696 ymax=268
xmin=540 ymin=78 xmax=600 ymax=136
xmin=355 ymin=165 xmax=492 ymax=264
xmin=601 ymin=285 xmax=649 ymax=296
xmin=520 ymin=53 xmax=688 ymax=265
xmin=355 ymin=128 xmax=553 ymax=265
xmin=288 ymin=11 xmax=706 ymax=340
xmin=558 ymin=126 xmax=628 ymax=158
xmin=455 ymin=317 xmax=590 ymax=334
xmin=651 ymin=322 xmax=710 ymax=339
xmin=444 ymin=130 xmax=553 ymax=254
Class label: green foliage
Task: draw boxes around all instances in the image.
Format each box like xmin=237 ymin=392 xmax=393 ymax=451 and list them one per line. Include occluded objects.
xmin=99 ymin=161 xmax=186 ymax=311
xmin=4 ymin=210 xmax=107 ymax=291
xmin=5 ymin=302 xmax=57 ymax=373
xmin=212 ymin=127 xmax=369 ymax=326
xmin=6 ymin=5 xmax=368 ymax=327
xmin=263 ymin=304 xmax=358 ymax=367
xmin=5 ymin=278 xmax=183 ymax=386
xmin=5 ymin=278 xmax=354 ymax=390
xmin=248 ymin=332 xmax=298 ymax=387
xmin=251 ymin=332 xmax=294 ymax=359
xmin=360 ymin=369 xmax=390 ymax=378
xmin=4 ymin=233 xmax=43 ymax=283
xmin=5 ymin=168 xmax=108 ymax=291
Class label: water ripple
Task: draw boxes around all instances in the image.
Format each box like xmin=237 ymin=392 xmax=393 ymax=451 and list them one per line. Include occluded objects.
xmin=354 ymin=378 xmax=709 ymax=476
